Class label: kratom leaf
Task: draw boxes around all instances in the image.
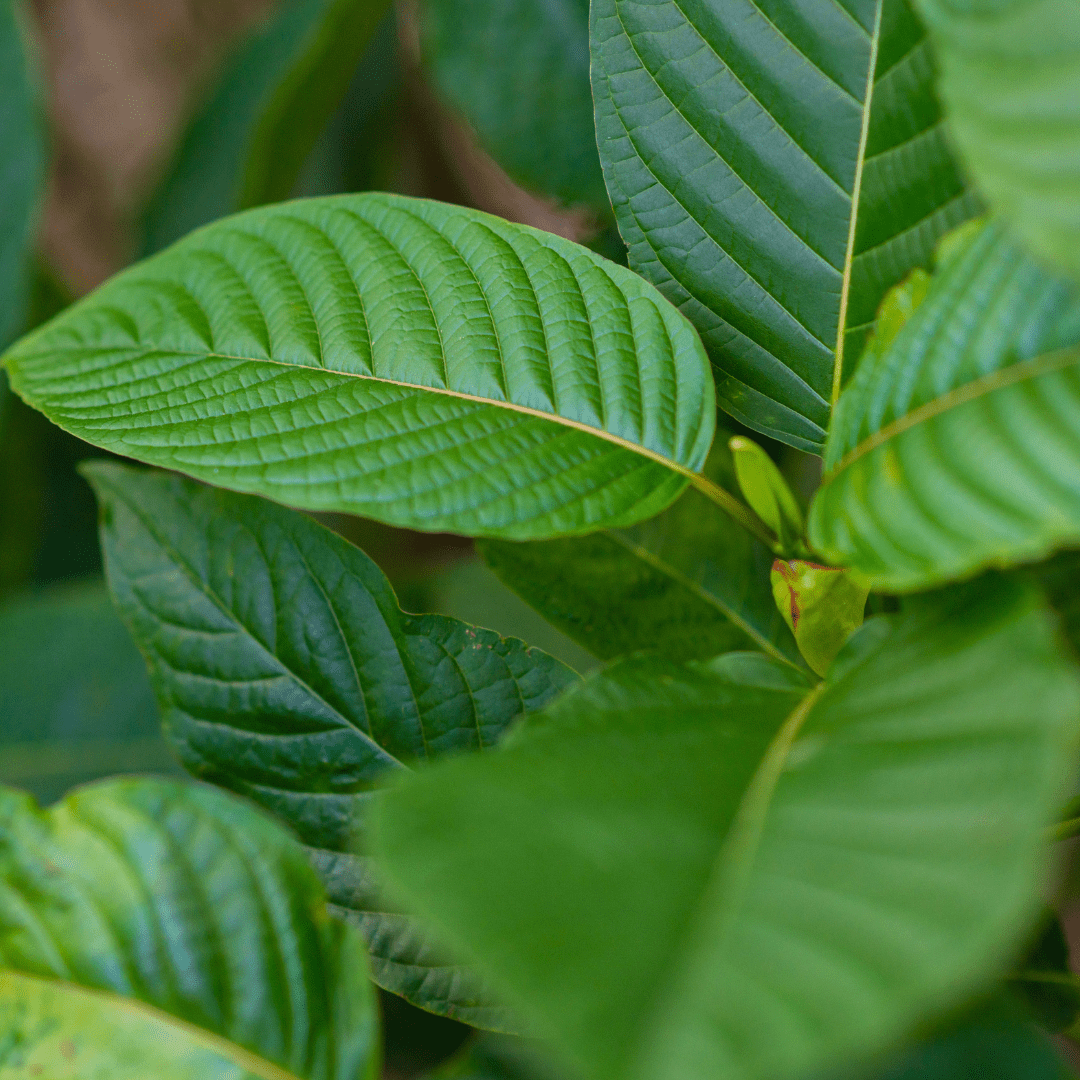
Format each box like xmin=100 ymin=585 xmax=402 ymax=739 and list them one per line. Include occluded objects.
xmin=420 ymin=0 xmax=607 ymax=212
xmin=371 ymin=576 xmax=1080 ymax=1080
xmin=6 ymin=193 xmax=733 ymax=542
xmin=142 ymin=0 xmax=391 ymax=255
xmin=87 ymin=461 xmax=577 ymax=1028
xmin=477 ymin=441 xmax=800 ymax=666
xmin=914 ymin=0 xmax=1080 ymax=283
xmin=590 ymin=0 xmax=979 ymax=452
xmin=0 ymin=777 xmax=379 ymax=1080
xmin=0 ymin=581 xmax=178 ymax=803
xmin=0 ymin=0 xmax=45 ymax=348
xmin=809 ymin=220 xmax=1080 ymax=591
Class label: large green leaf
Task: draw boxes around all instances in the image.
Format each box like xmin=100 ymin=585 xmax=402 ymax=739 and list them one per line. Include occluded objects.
xmin=590 ymin=0 xmax=979 ymax=452
xmin=87 ymin=461 xmax=578 ymax=1029
xmin=913 ymin=0 xmax=1080 ymax=283
xmin=141 ymin=0 xmax=391 ymax=255
xmin=420 ymin=0 xmax=606 ymax=212
xmin=809 ymin=220 xmax=1080 ymax=592
xmin=477 ymin=440 xmax=800 ymax=665
xmin=6 ymin=193 xmax=734 ymax=541
xmin=371 ymin=576 xmax=1080 ymax=1080
xmin=0 ymin=0 xmax=45 ymax=348
xmin=0 ymin=777 xmax=378 ymax=1079
xmin=0 ymin=581 xmax=178 ymax=803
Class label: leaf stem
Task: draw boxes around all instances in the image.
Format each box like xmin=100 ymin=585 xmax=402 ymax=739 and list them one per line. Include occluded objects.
xmin=688 ymin=473 xmax=778 ymax=549
xmin=1049 ymin=816 xmax=1080 ymax=842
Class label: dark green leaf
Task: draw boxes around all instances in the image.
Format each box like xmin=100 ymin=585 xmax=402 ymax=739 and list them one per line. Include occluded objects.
xmin=0 ymin=581 xmax=178 ymax=803
xmin=7 ymin=193 xmax=731 ymax=541
xmin=372 ymin=576 xmax=1080 ymax=1080
xmin=1008 ymin=913 xmax=1080 ymax=1034
xmin=809 ymin=220 xmax=1080 ymax=592
xmin=0 ymin=0 xmax=46 ymax=348
xmin=420 ymin=0 xmax=607 ymax=212
xmin=0 ymin=777 xmax=379 ymax=1079
xmin=590 ymin=0 xmax=979 ymax=452
xmin=477 ymin=441 xmax=800 ymax=665
xmin=87 ymin=461 xmax=578 ymax=1028
xmin=141 ymin=0 xmax=392 ymax=255
xmin=914 ymin=0 xmax=1080 ymax=282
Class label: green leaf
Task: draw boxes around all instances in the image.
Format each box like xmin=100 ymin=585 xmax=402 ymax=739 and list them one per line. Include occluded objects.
xmin=477 ymin=441 xmax=800 ymax=666
xmin=0 ymin=0 xmax=46 ymax=348
xmin=371 ymin=576 xmax=1080 ymax=1080
xmin=809 ymin=220 xmax=1080 ymax=592
xmin=7 ymin=192 xmax=729 ymax=541
xmin=87 ymin=461 xmax=578 ymax=1029
xmin=0 ymin=777 xmax=379 ymax=1079
xmin=420 ymin=0 xmax=607 ymax=212
xmin=141 ymin=0 xmax=392 ymax=255
xmin=0 ymin=581 xmax=179 ymax=803
xmin=729 ymin=436 xmax=806 ymax=555
xmin=913 ymin=0 xmax=1080 ymax=283
xmin=590 ymin=0 xmax=980 ymax=452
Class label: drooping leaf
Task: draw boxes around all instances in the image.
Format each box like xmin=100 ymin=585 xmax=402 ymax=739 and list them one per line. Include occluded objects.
xmin=809 ymin=220 xmax=1080 ymax=592
xmin=0 ymin=777 xmax=379 ymax=1079
xmin=87 ymin=461 xmax=578 ymax=1028
xmin=0 ymin=0 xmax=46 ymax=348
xmin=420 ymin=0 xmax=607 ymax=212
xmin=913 ymin=0 xmax=1080 ymax=283
xmin=477 ymin=440 xmax=800 ymax=665
xmin=0 ymin=581 xmax=178 ymax=803
xmin=6 ymin=193 xmax=729 ymax=542
xmin=590 ymin=0 xmax=980 ymax=452
xmin=141 ymin=0 xmax=392 ymax=255
xmin=371 ymin=576 xmax=1080 ymax=1080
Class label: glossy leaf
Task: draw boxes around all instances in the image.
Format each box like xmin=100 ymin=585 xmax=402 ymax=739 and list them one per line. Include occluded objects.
xmin=0 ymin=581 xmax=178 ymax=803
xmin=7 ymin=193 xmax=721 ymax=541
xmin=142 ymin=0 xmax=392 ymax=254
xmin=0 ymin=0 xmax=45 ymax=348
xmin=477 ymin=442 xmax=800 ymax=665
xmin=372 ymin=576 xmax=1080 ymax=1080
xmin=810 ymin=221 xmax=1080 ymax=591
xmin=0 ymin=777 xmax=378 ymax=1079
xmin=914 ymin=0 xmax=1080 ymax=282
xmin=420 ymin=0 xmax=607 ymax=212
xmin=88 ymin=461 xmax=577 ymax=1028
xmin=590 ymin=0 xmax=979 ymax=452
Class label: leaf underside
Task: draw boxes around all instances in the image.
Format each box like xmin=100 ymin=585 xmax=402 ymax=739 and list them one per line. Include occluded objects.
xmin=7 ymin=193 xmax=714 ymax=540
xmin=372 ymin=577 xmax=1079 ymax=1080
xmin=810 ymin=221 xmax=1080 ymax=591
xmin=0 ymin=778 xmax=379 ymax=1080
xmin=89 ymin=462 xmax=575 ymax=1027
xmin=590 ymin=0 xmax=979 ymax=452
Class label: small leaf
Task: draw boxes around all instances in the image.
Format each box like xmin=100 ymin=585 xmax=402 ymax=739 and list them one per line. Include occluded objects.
xmin=371 ymin=575 xmax=1080 ymax=1080
xmin=810 ymin=220 xmax=1080 ymax=591
xmin=142 ymin=0 xmax=392 ymax=254
xmin=590 ymin=0 xmax=980 ymax=452
xmin=771 ymin=560 xmax=869 ymax=676
xmin=0 ymin=777 xmax=379 ymax=1079
xmin=729 ymin=437 xmax=805 ymax=556
xmin=0 ymin=0 xmax=46 ymax=348
xmin=913 ymin=0 xmax=1080 ymax=282
xmin=7 ymin=193 xmax=721 ymax=541
xmin=420 ymin=0 xmax=607 ymax=213
xmin=87 ymin=461 xmax=578 ymax=1028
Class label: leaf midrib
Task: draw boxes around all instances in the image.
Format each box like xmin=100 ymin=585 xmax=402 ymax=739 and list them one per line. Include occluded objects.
xmin=0 ymin=969 xmax=306 ymax=1080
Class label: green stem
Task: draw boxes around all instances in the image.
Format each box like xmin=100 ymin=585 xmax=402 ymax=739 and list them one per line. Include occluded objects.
xmin=688 ymin=473 xmax=778 ymax=549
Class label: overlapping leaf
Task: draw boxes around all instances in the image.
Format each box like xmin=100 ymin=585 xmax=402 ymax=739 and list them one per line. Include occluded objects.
xmin=372 ymin=576 xmax=1080 ymax=1080
xmin=478 ymin=441 xmax=799 ymax=665
xmin=0 ymin=777 xmax=379 ymax=1079
xmin=142 ymin=0 xmax=391 ymax=254
xmin=590 ymin=0 xmax=979 ymax=452
xmin=914 ymin=0 xmax=1080 ymax=282
xmin=0 ymin=0 xmax=45 ymax=348
xmin=810 ymin=221 xmax=1080 ymax=591
xmin=88 ymin=462 xmax=577 ymax=1027
xmin=7 ymin=193 xmax=721 ymax=540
